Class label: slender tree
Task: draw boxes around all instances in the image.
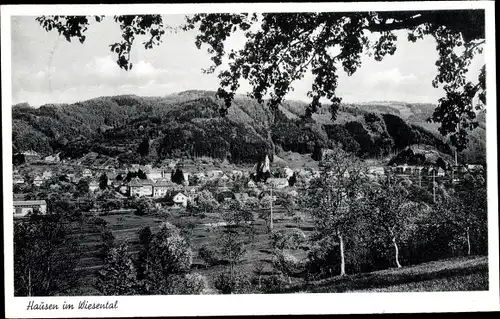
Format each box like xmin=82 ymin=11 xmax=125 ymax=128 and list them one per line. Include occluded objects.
xmin=364 ymin=177 xmax=417 ymax=268
xmin=301 ymin=147 xmax=364 ymax=276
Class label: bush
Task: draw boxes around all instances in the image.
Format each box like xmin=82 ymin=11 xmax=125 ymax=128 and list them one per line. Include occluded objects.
xmin=198 ymin=244 xmax=221 ymax=267
xmin=164 ymin=273 xmax=207 ymax=295
xmin=213 ymin=270 xmax=251 ymax=294
xmin=270 ymin=228 xmax=306 ymax=250
xmin=272 ymin=250 xmax=302 ymax=284
xmin=257 ymin=275 xmax=288 ymax=293
xmin=305 ymin=239 xmax=341 ymax=280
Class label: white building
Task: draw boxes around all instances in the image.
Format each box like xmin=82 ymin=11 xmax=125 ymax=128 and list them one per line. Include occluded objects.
xmin=44 ymin=153 xmax=60 ymax=162
xmin=207 ymin=170 xmax=224 ymax=179
xmin=33 ymin=176 xmax=43 ymax=187
xmin=153 ymin=178 xmax=175 ymax=198
xmin=13 ymin=175 xmax=25 ymax=184
xmin=284 ymin=167 xmax=294 ymax=178
xmin=148 ymin=169 xmax=168 ymax=181
xmin=82 ymin=169 xmax=93 ymax=178
xmin=42 ymin=170 xmax=53 ymax=180
xmin=232 ymin=170 xmax=244 ymax=178
xmin=13 ymin=200 xmax=47 ymax=218
xmin=89 ymin=180 xmax=100 ymax=192
xmin=173 ymin=192 xmax=189 ymax=208
xmin=267 ymin=178 xmax=289 ymax=189
xmin=368 ymin=166 xmax=385 ymax=176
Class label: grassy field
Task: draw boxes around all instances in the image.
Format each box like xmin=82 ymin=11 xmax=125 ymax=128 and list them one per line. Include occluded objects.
xmin=69 ymin=209 xmax=488 ymax=294
xmin=288 ymin=256 xmax=488 ymax=293
xmin=71 ymin=207 xmax=313 ymax=288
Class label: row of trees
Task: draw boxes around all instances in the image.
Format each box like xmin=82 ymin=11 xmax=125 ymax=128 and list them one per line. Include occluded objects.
xmin=300 ymin=148 xmax=487 ymax=279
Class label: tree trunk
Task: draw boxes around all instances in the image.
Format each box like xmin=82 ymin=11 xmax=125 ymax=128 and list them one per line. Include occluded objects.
xmin=392 ymin=236 xmax=402 ymax=268
xmin=339 ymin=234 xmax=346 ymax=276
xmin=466 ymin=227 xmax=471 ymax=256
xmin=269 ymin=188 xmax=273 ymax=231
xmin=28 ymin=268 xmax=32 ymax=297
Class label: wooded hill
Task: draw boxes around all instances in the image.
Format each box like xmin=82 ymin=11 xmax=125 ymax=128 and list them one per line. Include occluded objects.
xmin=13 ymin=90 xmax=479 ymax=165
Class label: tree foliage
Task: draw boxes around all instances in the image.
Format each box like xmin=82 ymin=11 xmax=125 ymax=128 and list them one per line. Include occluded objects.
xmin=99 ymin=173 xmax=108 ymax=190
xmin=96 ymin=242 xmax=138 ymax=295
xmin=14 ymin=215 xmax=81 ymax=296
xmin=301 ymin=147 xmax=365 ymax=276
xmin=34 ymin=11 xmax=485 ymax=151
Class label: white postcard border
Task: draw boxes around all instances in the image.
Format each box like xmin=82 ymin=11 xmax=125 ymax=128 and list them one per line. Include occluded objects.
xmin=2 ymin=2 xmax=499 ymax=317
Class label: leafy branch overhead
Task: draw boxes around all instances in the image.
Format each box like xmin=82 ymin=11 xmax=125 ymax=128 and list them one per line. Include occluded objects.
xmin=35 ymin=10 xmax=486 ymax=151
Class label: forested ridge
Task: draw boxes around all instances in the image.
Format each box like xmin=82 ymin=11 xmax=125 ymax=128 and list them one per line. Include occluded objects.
xmin=13 ymin=90 xmax=484 ymax=165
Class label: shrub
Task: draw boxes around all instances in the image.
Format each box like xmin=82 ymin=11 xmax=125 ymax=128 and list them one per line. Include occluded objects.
xmin=272 ymin=250 xmax=302 ymax=284
xmin=305 ymin=239 xmax=341 ymax=280
xmin=258 ymin=274 xmax=288 ymax=293
xmin=270 ymin=228 xmax=306 ymax=250
xmin=198 ymin=244 xmax=221 ymax=267
xmin=213 ymin=270 xmax=250 ymax=294
xmin=164 ymin=273 xmax=207 ymax=295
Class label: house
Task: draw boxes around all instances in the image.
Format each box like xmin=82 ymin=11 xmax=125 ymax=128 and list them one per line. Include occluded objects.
xmin=153 ymin=178 xmax=175 ymax=198
xmin=13 ymin=175 xmax=25 ymax=184
xmin=467 ymin=164 xmax=484 ymax=172
xmin=234 ymin=192 xmax=249 ymax=204
xmin=192 ymin=172 xmax=206 ymax=184
xmin=128 ymin=177 xmax=143 ymax=197
xmin=33 ymin=176 xmax=43 ymax=187
xmin=267 ymin=178 xmax=289 ymax=189
xmin=367 ymin=166 xmax=385 ymax=176
xmin=89 ymin=180 xmax=100 ymax=192
xmin=193 ymin=172 xmax=206 ymax=179
xmin=173 ymin=192 xmax=189 ymax=208
xmin=284 ymin=167 xmax=294 ymax=178
xmin=128 ymin=178 xmax=155 ymax=197
xmin=232 ymin=170 xmax=244 ymax=179
xmin=207 ymin=170 xmax=224 ymax=179
xmin=437 ymin=167 xmax=445 ymax=177
xmin=217 ymin=190 xmax=236 ymax=203
xmin=82 ymin=169 xmax=93 ymax=178
xmin=22 ymin=150 xmax=42 ymax=162
xmin=287 ymin=189 xmax=299 ymax=197
xmin=66 ymin=173 xmax=76 ymax=182
xmin=119 ymin=185 xmax=128 ymax=194
xmin=130 ymin=164 xmax=140 ymax=172
xmin=141 ymin=179 xmax=154 ymax=197
xmin=148 ymin=169 xmax=168 ymax=181
xmin=247 ymin=180 xmax=257 ymax=188
xmin=42 ymin=170 xmax=53 ymax=180
xmin=13 ymin=200 xmax=47 ymax=218
xmin=219 ymin=174 xmax=230 ymax=183
xmin=44 ymin=153 xmax=60 ymax=162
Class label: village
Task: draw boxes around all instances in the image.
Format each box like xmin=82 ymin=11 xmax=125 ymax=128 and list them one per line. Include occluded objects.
xmin=12 ymin=148 xmax=484 ymax=218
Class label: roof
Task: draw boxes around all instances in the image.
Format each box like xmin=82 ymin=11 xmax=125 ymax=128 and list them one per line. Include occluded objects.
xmin=268 ymin=178 xmax=288 ymax=185
xmin=129 ymin=177 xmax=143 ymax=187
xmin=155 ymin=178 xmax=175 ymax=187
xmin=14 ymin=200 xmax=47 ymax=206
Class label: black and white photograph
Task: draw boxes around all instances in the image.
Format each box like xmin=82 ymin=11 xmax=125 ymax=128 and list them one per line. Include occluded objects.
xmin=2 ymin=2 xmax=499 ymax=317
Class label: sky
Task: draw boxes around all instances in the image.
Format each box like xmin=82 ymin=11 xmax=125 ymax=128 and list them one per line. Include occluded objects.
xmin=11 ymin=14 xmax=485 ymax=107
